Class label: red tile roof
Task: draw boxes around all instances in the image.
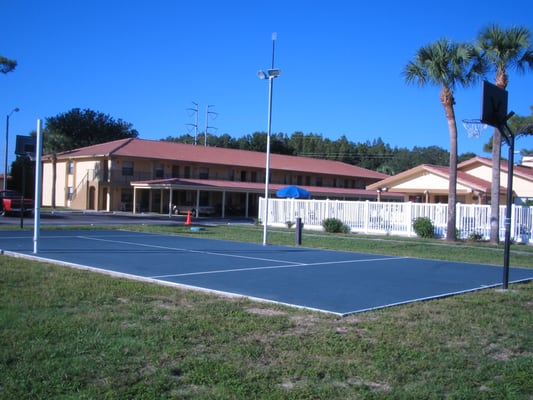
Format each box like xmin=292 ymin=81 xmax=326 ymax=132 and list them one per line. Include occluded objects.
xmin=458 ymin=156 xmax=533 ymax=181
xmin=52 ymin=138 xmax=387 ymax=180
xmin=367 ymin=162 xmax=502 ymax=192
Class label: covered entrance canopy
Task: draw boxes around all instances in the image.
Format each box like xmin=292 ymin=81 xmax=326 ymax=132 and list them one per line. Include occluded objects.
xmin=130 ymin=178 xmax=404 ymax=217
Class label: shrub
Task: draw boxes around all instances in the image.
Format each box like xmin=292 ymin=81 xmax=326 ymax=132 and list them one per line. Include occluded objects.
xmin=286 ymin=221 xmax=294 ymax=229
xmin=322 ymin=218 xmax=350 ymax=233
xmin=468 ymin=231 xmax=484 ymax=242
xmin=412 ymin=217 xmax=434 ymax=238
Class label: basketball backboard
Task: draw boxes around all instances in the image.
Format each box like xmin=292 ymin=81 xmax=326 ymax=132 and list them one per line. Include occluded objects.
xmin=15 ymin=135 xmax=36 ymax=158
xmin=481 ymin=80 xmax=508 ymax=127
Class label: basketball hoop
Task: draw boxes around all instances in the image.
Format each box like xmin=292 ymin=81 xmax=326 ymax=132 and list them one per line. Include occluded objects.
xmin=462 ymin=119 xmax=487 ymax=138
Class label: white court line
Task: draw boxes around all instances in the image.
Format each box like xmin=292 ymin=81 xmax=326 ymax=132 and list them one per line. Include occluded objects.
xmin=77 ymin=235 xmax=304 ymax=265
xmin=77 ymin=234 xmax=407 ymax=278
xmin=151 ymin=256 xmax=408 ymax=278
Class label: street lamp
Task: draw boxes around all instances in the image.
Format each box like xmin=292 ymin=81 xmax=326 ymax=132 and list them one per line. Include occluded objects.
xmin=258 ymin=33 xmax=281 ymax=246
xmin=3 ymin=107 xmax=20 ymax=191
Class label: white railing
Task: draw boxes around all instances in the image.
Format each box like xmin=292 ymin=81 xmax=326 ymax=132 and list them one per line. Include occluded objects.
xmin=259 ymin=198 xmax=533 ymax=243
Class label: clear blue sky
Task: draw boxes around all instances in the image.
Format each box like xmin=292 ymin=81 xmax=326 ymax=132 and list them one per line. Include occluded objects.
xmin=2 ymin=0 xmax=533 ymax=169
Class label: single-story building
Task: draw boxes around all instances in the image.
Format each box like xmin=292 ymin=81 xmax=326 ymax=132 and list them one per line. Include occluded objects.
xmin=367 ymin=156 xmax=533 ymax=205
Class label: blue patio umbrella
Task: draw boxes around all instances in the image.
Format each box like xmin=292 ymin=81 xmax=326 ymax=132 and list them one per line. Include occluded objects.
xmin=276 ymin=185 xmax=311 ymax=199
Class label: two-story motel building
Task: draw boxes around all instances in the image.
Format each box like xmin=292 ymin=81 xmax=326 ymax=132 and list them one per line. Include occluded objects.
xmin=41 ymin=138 xmax=401 ymax=217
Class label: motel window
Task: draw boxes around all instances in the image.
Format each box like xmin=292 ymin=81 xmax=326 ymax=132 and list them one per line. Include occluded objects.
xmin=355 ymin=179 xmax=365 ymax=189
xmin=122 ymin=161 xmax=134 ymax=176
xmin=68 ymin=161 xmax=74 ymax=175
xmin=172 ymin=165 xmax=179 ymax=178
xmin=199 ymin=167 xmax=209 ymax=179
xmin=154 ymin=164 xmax=164 ymax=178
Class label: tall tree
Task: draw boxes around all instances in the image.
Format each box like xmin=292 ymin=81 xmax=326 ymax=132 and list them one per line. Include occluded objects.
xmin=477 ymin=24 xmax=533 ymax=244
xmin=44 ymin=108 xmax=138 ymax=150
xmin=404 ymin=39 xmax=483 ymax=241
xmin=43 ymin=108 xmax=138 ymax=208
xmin=0 ymin=55 xmax=17 ymax=74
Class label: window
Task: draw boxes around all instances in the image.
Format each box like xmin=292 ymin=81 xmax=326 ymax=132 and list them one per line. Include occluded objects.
xmin=103 ymin=161 xmax=109 ymax=181
xmin=251 ymin=171 xmax=257 ymax=182
xmin=154 ymin=164 xmax=164 ymax=178
xmin=122 ymin=161 xmax=134 ymax=176
xmin=67 ymin=187 xmax=74 ymax=200
xmin=68 ymin=161 xmax=74 ymax=175
xmin=172 ymin=165 xmax=179 ymax=178
xmin=199 ymin=167 xmax=209 ymax=179
xmin=184 ymin=166 xmax=191 ymax=178
xmin=240 ymin=171 xmax=246 ymax=182
xmin=315 ymin=177 xmax=323 ymax=187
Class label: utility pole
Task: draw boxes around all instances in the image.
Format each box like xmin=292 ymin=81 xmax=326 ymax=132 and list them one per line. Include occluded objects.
xmin=186 ymin=102 xmax=199 ymax=145
xmin=204 ymin=104 xmax=217 ymax=147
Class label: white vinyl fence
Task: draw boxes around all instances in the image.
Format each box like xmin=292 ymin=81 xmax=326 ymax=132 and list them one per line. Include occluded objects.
xmin=258 ymin=198 xmax=533 ymax=243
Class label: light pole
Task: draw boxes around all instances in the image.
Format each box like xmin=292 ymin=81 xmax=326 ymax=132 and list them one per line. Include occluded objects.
xmin=3 ymin=107 xmax=20 ymax=191
xmin=258 ymin=33 xmax=281 ymax=246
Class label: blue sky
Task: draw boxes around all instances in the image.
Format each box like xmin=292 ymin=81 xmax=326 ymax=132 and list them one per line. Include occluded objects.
xmin=2 ymin=0 xmax=533 ymax=168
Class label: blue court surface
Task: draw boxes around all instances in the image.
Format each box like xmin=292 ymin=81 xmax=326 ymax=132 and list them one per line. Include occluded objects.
xmin=1 ymin=229 xmax=532 ymax=315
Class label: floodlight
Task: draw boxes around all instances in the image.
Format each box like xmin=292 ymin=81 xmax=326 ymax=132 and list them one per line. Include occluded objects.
xmin=267 ymin=69 xmax=281 ymax=78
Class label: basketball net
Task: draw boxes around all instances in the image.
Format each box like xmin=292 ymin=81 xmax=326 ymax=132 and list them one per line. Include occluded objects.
xmin=462 ymin=119 xmax=487 ymax=139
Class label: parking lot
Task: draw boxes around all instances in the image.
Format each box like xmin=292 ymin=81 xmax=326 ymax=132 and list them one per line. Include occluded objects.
xmin=0 ymin=210 xmax=254 ymax=227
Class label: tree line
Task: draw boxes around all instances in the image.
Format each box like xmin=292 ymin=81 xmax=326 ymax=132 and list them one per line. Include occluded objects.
xmin=161 ymin=132 xmax=476 ymax=175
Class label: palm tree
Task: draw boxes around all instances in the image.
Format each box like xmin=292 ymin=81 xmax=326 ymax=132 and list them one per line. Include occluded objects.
xmin=404 ymin=39 xmax=483 ymax=241
xmin=477 ymin=24 xmax=533 ymax=244
xmin=0 ymin=55 xmax=17 ymax=74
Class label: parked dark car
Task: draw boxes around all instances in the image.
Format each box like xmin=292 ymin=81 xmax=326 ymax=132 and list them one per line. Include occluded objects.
xmin=0 ymin=190 xmax=33 ymax=216
xmin=172 ymin=204 xmax=216 ymax=217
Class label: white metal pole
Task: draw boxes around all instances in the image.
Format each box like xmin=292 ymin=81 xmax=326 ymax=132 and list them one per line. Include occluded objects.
xmin=33 ymin=119 xmax=43 ymax=254
xmin=3 ymin=114 xmax=8 ymax=191
xmin=262 ymin=76 xmax=274 ymax=246
xmin=262 ymin=33 xmax=277 ymax=246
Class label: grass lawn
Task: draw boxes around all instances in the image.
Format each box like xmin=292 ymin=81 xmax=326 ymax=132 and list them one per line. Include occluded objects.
xmin=1 ymin=224 xmax=532 ymax=399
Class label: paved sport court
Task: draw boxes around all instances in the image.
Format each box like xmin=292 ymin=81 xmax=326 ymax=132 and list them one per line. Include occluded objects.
xmin=1 ymin=229 xmax=532 ymax=315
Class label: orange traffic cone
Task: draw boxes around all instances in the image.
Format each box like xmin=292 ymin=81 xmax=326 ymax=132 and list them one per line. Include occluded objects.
xmin=185 ymin=210 xmax=192 ymax=225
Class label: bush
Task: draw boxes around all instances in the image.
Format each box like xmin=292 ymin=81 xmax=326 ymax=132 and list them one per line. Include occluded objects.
xmin=468 ymin=231 xmax=484 ymax=242
xmin=322 ymin=218 xmax=350 ymax=233
xmin=412 ymin=217 xmax=434 ymax=238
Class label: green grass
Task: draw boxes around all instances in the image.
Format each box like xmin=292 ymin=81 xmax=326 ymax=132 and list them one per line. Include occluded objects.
xmin=1 ymin=224 xmax=532 ymax=398
xmin=120 ymin=223 xmax=533 ymax=268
